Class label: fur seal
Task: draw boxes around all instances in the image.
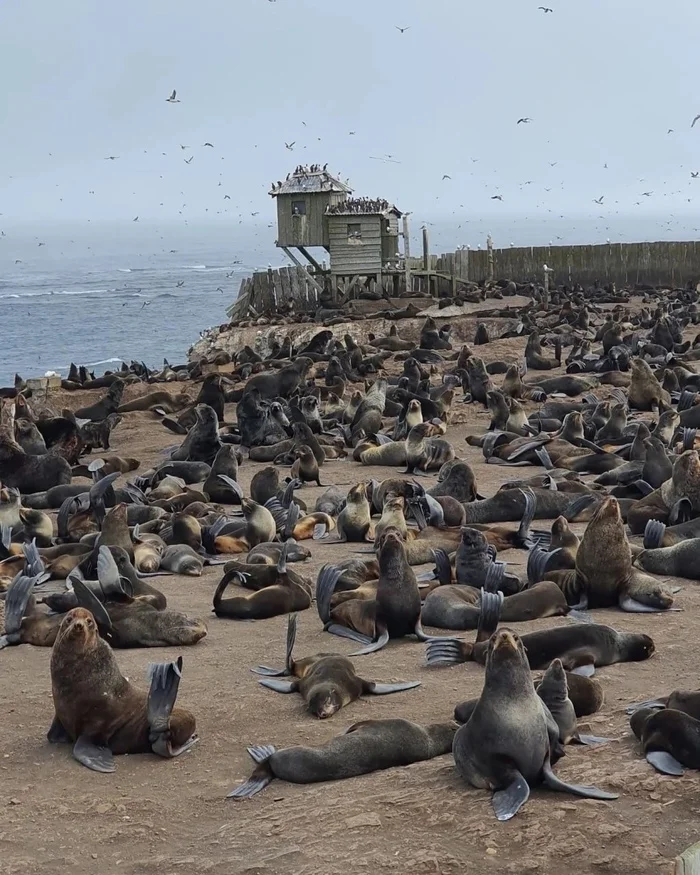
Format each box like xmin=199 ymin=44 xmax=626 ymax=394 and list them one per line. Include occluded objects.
xmin=629 ymin=707 xmax=700 ymax=775
xmin=627 ymin=449 xmax=700 ymax=535
xmin=335 ymin=483 xmax=373 ymax=542
xmin=202 ymin=445 xmax=242 ymax=503
xmin=74 ymin=380 xmax=126 ymax=422
xmin=405 ymin=422 xmax=455 ymax=475
xmin=0 ymin=429 xmax=72 ymax=494
xmin=251 ymin=614 xmax=420 ymax=718
xmin=291 ymin=444 xmax=324 ymax=486
xmin=48 ymin=608 xmax=197 ymax=772
xmin=634 ymin=537 xmax=700 ymax=579
xmin=227 ymin=718 xmax=456 ymax=798
xmin=452 ymin=627 xmax=617 ymax=820
xmin=628 ymin=358 xmax=671 ymax=412
xmin=118 ymin=389 xmax=191 ymax=414
xmin=170 ymin=404 xmax=221 ymax=465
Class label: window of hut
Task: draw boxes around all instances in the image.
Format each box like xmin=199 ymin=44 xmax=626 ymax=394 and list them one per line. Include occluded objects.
xmin=291 ymin=200 xmax=306 ymax=216
xmin=347 ymin=223 xmax=362 ymax=243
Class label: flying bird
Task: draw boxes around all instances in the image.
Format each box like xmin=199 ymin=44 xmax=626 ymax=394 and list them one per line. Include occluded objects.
xmin=166 ymin=90 xmax=180 ymax=103
xmin=593 ymin=196 xmax=604 ymax=204
xmin=538 ymin=6 xmax=553 ymax=11
xmin=104 ymin=156 xmax=119 ymax=160
xmin=203 ymin=142 xmax=214 ymax=147
xmin=395 ymin=26 xmax=410 ymax=32
xmin=692 ymin=172 xmax=699 ymax=178
xmin=668 ymin=129 xmax=675 ymax=134
xmin=224 ymin=194 xmax=231 ymax=199
xmin=442 ymin=174 xmax=451 ymax=180
xmin=641 ymin=191 xmax=653 ymax=196
xmin=133 ymin=216 xmax=139 ymax=222
xmin=184 ymin=156 xmax=194 ymax=164
xmin=517 ymin=118 xmax=532 ymax=124
xmin=285 ymin=141 xmax=295 ymax=150
xmin=180 ymin=144 xmax=190 ymax=150
xmin=491 ymin=195 xmax=503 ymax=201
xmin=549 ymin=162 xmax=558 ymax=167
xmin=692 ymin=115 xmax=700 ymax=128
xmin=176 ymin=281 xmax=185 ymax=288
xmin=140 ymin=301 xmax=151 ymax=310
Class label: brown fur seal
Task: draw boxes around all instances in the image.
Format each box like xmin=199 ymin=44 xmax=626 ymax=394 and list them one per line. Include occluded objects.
xmin=0 ymin=428 xmax=72 ymax=494
xmin=251 ymin=613 xmax=420 ymax=717
xmin=627 ymin=449 xmax=700 ymax=535
xmin=203 ymin=445 xmax=242 ymax=503
xmin=634 ymin=537 xmax=700 ymax=579
xmin=291 ymin=444 xmax=324 ymax=486
xmin=629 ymin=707 xmax=700 ymax=775
xmin=334 ymin=483 xmax=373 ymax=542
xmin=628 ymin=358 xmax=671 ymax=412
xmin=359 ymin=439 xmax=407 ymax=467
xmin=74 ymin=379 xmax=126 ymax=422
xmin=405 ymin=422 xmax=455 ymax=475
xmin=452 ymin=627 xmax=617 ymax=820
xmin=48 ymin=608 xmax=197 ymax=772
xmin=525 ymin=330 xmax=562 ymax=370
xmin=212 ymin=541 xmax=312 ymax=620
xmin=429 ymin=460 xmax=480 ymax=503
xmin=118 ymin=389 xmax=191 ymax=413
xmin=170 ymin=404 xmax=221 ymax=465
xmin=227 ymin=717 xmax=456 ymax=798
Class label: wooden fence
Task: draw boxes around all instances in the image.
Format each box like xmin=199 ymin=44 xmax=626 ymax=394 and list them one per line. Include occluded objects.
xmin=227 ymin=265 xmax=321 ymax=320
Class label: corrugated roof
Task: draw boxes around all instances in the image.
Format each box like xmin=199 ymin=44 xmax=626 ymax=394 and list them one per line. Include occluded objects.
xmin=326 ymin=197 xmax=402 ymax=217
xmin=269 ymin=169 xmax=352 ymax=197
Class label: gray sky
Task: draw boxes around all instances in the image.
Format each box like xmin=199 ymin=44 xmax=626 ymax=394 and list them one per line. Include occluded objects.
xmin=2 ymin=0 xmax=700 ymax=230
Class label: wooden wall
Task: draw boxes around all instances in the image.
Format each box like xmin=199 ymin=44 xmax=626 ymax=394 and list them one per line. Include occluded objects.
xmin=328 ymin=215 xmax=383 ymax=273
xmin=275 ymin=191 xmax=345 ymax=248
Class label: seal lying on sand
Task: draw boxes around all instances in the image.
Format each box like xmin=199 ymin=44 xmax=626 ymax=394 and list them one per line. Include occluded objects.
xmin=452 ymin=627 xmax=618 ymax=820
xmin=228 ymin=718 xmax=456 ymax=798
xmin=48 ymin=607 xmax=197 ymax=772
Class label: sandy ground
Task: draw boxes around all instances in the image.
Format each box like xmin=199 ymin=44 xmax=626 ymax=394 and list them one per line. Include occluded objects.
xmin=2 ymin=345 xmax=698 ymax=875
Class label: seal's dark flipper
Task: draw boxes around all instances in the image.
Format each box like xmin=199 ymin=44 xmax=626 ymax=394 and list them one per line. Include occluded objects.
xmin=669 ymin=498 xmax=692 ymax=526
xmin=483 ymin=562 xmax=506 ymax=594
xmin=625 ymin=698 xmax=667 ymax=715
xmin=683 ymin=428 xmax=698 ymax=451
xmin=350 ymin=626 xmax=390 ymax=656
xmin=285 ymin=612 xmax=297 ymax=669
xmin=312 ymin=522 xmax=328 ymax=540
xmin=678 ymin=390 xmax=698 ymax=412
xmin=542 ymin=758 xmax=618 ymax=801
xmin=89 ymin=471 xmax=120 ymax=524
xmin=646 ymin=750 xmax=685 ymax=776
xmin=565 ymin=493 xmax=598 ymax=521
xmin=97 ymin=545 xmax=132 ymax=598
xmin=71 ymin=576 xmax=113 ymax=634
xmin=283 ymin=503 xmax=300 ymax=541
xmin=527 ymin=546 xmax=561 ymax=585
xmin=434 ymin=548 xmax=452 ymax=586
xmin=3 ymin=573 xmax=37 ymax=637
xmin=619 ymin=595 xmax=671 ymax=614
xmin=425 ymin=637 xmax=469 ymax=666
xmin=146 ymin=657 xmax=183 ymax=756
xmin=251 ymin=665 xmax=288 ymax=676
xmin=570 ymin=663 xmax=595 ymax=677
xmin=643 ymin=519 xmax=667 ymax=550
xmin=276 ymin=538 xmax=290 ymax=575
xmin=366 ymin=680 xmax=421 ymax=695
xmin=47 ymin=715 xmax=71 ymax=744
xmin=316 ymin=564 xmax=342 ymax=624
xmin=476 ymin=589 xmax=503 ymax=642
xmin=630 ymin=479 xmax=654 ymax=497
xmin=217 ymin=473 xmax=243 ymax=498
xmin=72 ymin=735 xmax=116 ymax=773
xmin=574 ymin=734 xmax=611 ymax=746
xmin=535 ymin=447 xmax=554 ymax=470
xmin=515 ymin=487 xmax=536 ymax=547
xmin=22 ymin=540 xmax=45 ymax=577
xmin=227 ymin=745 xmax=276 ymax=799
xmin=492 ymin=772 xmax=530 ymax=821
xmin=325 ymin=623 xmax=373 ymax=645
xmin=258 ymin=678 xmax=297 ymax=693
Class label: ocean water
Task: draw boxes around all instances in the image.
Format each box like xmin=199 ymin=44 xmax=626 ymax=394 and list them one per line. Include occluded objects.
xmin=0 ymin=221 xmax=279 ymax=386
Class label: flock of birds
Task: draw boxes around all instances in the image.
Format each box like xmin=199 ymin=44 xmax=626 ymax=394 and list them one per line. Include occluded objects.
xmin=3 ymin=274 xmax=700 ymax=835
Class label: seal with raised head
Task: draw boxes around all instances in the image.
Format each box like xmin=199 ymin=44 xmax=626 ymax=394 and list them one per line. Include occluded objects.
xmin=227 ymin=717 xmax=457 ymax=798
xmin=334 ymin=482 xmax=373 ymax=543
xmin=452 ymin=627 xmax=618 ymax=820
xmin=627 ymin=449 xmax=700 ymax=535
xmin=170 ymin=404 xmax=222 ymax=465
xmin=48 ymin=607 xmax=197 ymax=772
xmin=251 ymin=613 xmax=420 ymax=718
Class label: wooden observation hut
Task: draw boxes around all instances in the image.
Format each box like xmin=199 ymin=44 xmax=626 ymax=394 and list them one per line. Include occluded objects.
xmin=270 ymin=165 xmax=407 ymax=298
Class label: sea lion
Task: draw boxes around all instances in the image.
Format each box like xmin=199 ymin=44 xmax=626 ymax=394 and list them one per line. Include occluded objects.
xmin=634 ymin=537 xmax=700 ymax=579
xmin=227 ymin=718 xmax=456 ymax=799
xmin=452 ymin=627 xmax=617 ymax=821
xmin=0 ymin=431 xmax=72 ymax=494
xmin=48 ymin=608 xmax=197 ymax=772
xmin=170 ymin=404 xmax=221 ymax=465
xmin=252 ymin=614 xmax=420 ymax=718
xmin=212 ymin=541 xmax=312 ymax=620
xmin=629 ymin=707 xmax=700 ymax=776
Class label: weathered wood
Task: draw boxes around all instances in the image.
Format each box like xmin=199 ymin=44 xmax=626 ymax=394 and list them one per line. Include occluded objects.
xmin=675 ymin=841 xmax=700 ymax=874
xmin=297 ymin=245 xmax=323 ymax=273
xmin=282 ymin=246 xmax=303 ymax=268
xmin=422 ymin=226 xmax=430 ymax=271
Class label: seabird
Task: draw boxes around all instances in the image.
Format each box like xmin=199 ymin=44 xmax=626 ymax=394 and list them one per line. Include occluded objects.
xmin=395 ymin=25 xmax=410 ymax=32
xmin=203 ymin=143 xmax=214 ymax=147
xmin=166 ymin=90 xmax=180 ymax=103
xmin=692 ymin=115 xmax=700 ymax=128
xmin=593 ymin=196 xmax=604 ymax=204
xmin=285 ymin=141 xmax=295 ymax=150
xmin=517 ymin=118 xmax=532 ymax=124
xmin=442 ymin=174 xmax=451 ymax=180
xmin=538 ymin=6 xmax=553 ymax=11
xmin=491 ymin=195 xmax=503 ymax=201
xmin=184 ymin=156 xmax=194 ymax=164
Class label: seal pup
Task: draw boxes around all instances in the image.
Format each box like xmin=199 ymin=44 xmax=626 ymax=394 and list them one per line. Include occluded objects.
xmin=251 ymin=614 xmax=420 ymax=718
xmin=404 ymin=422 xmax=455 ymax=475
xmin=629 ymin=707 xmax=700 ymax=776
xmin=48 ymin=610 xmax=197 ymax=772
xmin=452 ymin=627 xmax=618 ymax=820
xmin=290 ymin=444 xmax=324 ymax=487
xmin=228 ymin=718 xmax=456 ymax=798
xmin=74 ymin=379 xmax=126 ymax=422
xmin=333 ymin=483 xmax=373 ymax=542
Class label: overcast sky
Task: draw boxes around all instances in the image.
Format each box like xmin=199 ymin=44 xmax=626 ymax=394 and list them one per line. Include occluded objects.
xmin=2 ymin=0 xmax=700 ymax=230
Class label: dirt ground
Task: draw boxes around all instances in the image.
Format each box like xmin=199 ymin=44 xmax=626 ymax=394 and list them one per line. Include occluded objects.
xmin=2 ymin=345 xmax=698 ymax=875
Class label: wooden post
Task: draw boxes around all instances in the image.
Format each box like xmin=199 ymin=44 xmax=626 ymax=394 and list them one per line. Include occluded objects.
xmin=487 ymin=235 xmax=494 ymax=282
xmin=402 ymin=214 xmax=411 ymax=295
xmin=422 ymin=226 xmax=430 ymax=271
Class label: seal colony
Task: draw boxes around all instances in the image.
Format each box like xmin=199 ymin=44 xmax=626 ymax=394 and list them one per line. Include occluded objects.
xmin=5 ymin=282 xmax=700 ymax=858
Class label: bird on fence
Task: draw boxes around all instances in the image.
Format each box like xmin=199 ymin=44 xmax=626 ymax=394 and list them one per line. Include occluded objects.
xmin=166 ymin=90 xmax=180 ymax=103
xmin=395 ymin=25 xmax=410 ymax=32
xmin=517 ymin=118 xmax=532 ymax=124
xmin=593 ymin=196 xmax=604 ymax=204
xmin=692 ymin=115 xmax=700 ymax=128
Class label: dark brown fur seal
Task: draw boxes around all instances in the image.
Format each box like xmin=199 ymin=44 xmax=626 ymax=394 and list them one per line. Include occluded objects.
xmin=452 ymin=627 xmax=617 ymax=820
xmin=252 ymin=613 xmax=420 ymax=718
xmin=170 ymin=404 xmax=221 ymax=465
xmin=291 ymin=444 xmax=324 ymax=486
xmin=335 ymin=482 xmax=373 ymax=542
xmin=627 ymin=450 xmax=700 ymax=535
xmin=227 ymin=717 xmax=456 ymax=798
xmin=48 ymin=608 xmax=197 ymax=772
xmin=629 ymin=707 xmax=700 ymax=775
xmin=74 ymin=380 xmax=126 ymax=422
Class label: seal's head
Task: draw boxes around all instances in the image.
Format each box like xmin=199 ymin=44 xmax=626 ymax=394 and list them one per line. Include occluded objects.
xmin=308 ymin=684 xmax=344 ymax=720
xmin=486 ymin=628 xmax=527 ymax=670
xmin=57 ymin=607 xmax=100 ymax=650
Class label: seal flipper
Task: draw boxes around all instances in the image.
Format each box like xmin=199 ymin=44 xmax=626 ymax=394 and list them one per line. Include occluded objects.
xmin=313 ymin=522 xmax=328 ymax=540
xmin=316 ymin=564 xmax=341 ymax=625
xmin=282 ymin=503 xmax=299 ymax=541
xmin=0 ymin=573 xmax=37 ymax=647
xmin=326 ymin=624 xmax=374 ymax=645
xmin=625 ymin=698 xmax=667 ymax=715
xmin=425 ymin=637 xmax=471 ymax=666
xmin=217 ymin=473 xmax=243 ymax=499
xmin=22 ymin=540 xmax=45 ymax=577
xmin=227 ymin=745 xmax=276 ymax=799
xmin=618 ymin=595 xmax=672 ymax=613
xmin=514 ymin=487 xmax=536 ymax=548
xmin=70 ymin=575 xmax=114 ymax=636
xmin=527 ymin=547 xmax=561 ymax=585
xmin=97 ymin=545 xmax=133 ymax=598
xmin=363 ymin=680 xmax=421 ymax=695
xmin=258 ymin=677 xmax=298 ymax=693
xmin=643 ymin=519 xmax=667 ymax=550
xmin=565 ymin=493 xmax=598 ymax=521
xmin=645 ymin=750 xmax=685 ymax=776
xmin=541 ymin=756 xmax=618 ymax=801
xmin=683 ymin=428 xmax=697 ymax=451
xmin=569 ymin=663 xmax=595 ymax=677
xmin=492 ymin=770 xmax=530 ymax=821
xmin=476 ymin=589 xmax=504 ymax=642
xmin=349 ymin=623 xmax=390 ymax=656
xmin=483 ymin=562 xmax=505 ymax=594
xmin=72 ymin=735 xmax=116 ymax=773
xmin=669 ymin=497 xmax=692 ymax=526
xmin=574 ymin=734 xmax=611 ymax=746
xmin=535 ymin=447 xmax=554 ymax=470
xmin=147 ymin=656 xmax=197 ymax=758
